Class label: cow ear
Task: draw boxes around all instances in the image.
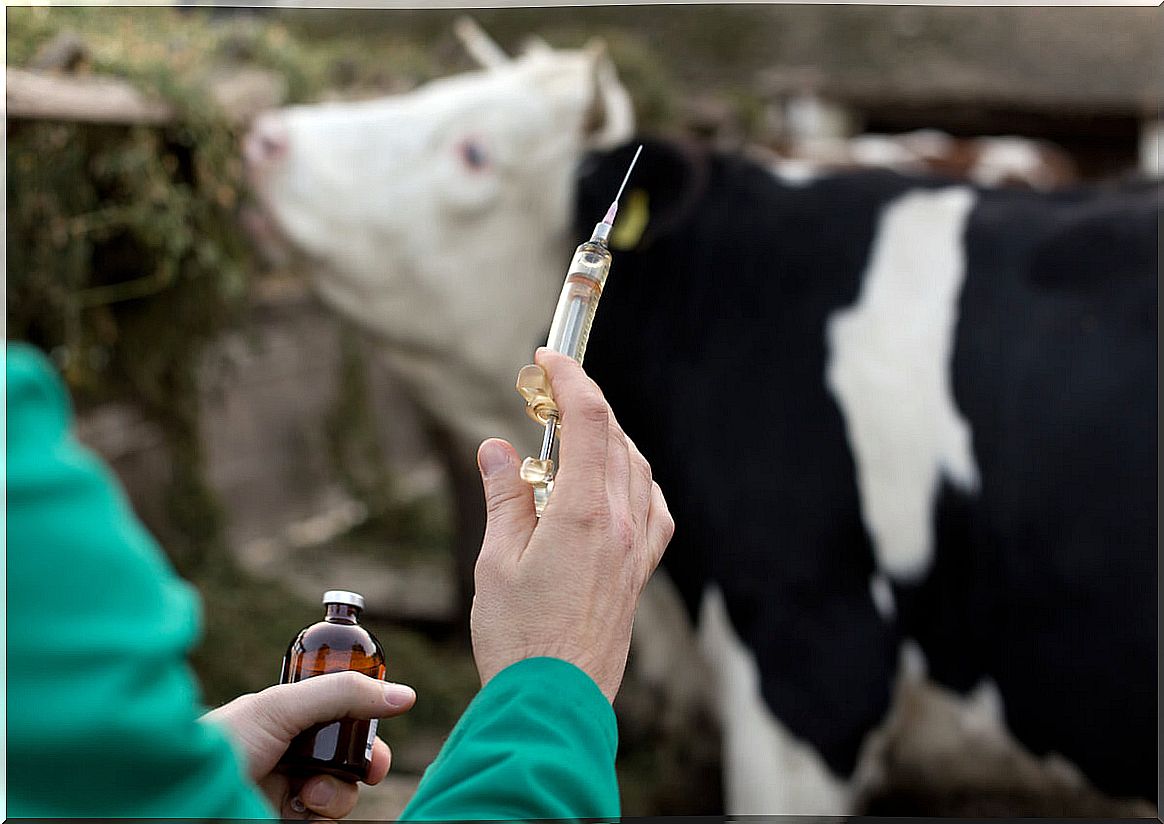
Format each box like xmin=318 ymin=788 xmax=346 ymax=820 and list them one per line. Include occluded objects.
xmin=581 ymin=40 xmax=635 ymax=150
xmin=576 ymin=139 xmax=709 ymax=251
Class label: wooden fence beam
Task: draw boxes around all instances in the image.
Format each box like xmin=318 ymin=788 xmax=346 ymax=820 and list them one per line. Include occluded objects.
xmin=7 ymin=68 xmax=175 ymax=125
xmin=6 ymin=67 xmax=286 ymax=126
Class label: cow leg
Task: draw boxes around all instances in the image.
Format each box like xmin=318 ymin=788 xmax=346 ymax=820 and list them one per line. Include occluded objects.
xmin=627 ymin=569 xmax=713 ymax=716
xmin=616 ymin=570 xmax=724 ymax=814
xmin=697 ymin=585 xmax=853 ymax=815
xmin=853 ymin=644 xmax=1158 ymax=817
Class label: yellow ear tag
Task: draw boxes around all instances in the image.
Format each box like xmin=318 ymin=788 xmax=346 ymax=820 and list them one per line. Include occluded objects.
xmin=610 ymin=188 xmax=649 ymax=251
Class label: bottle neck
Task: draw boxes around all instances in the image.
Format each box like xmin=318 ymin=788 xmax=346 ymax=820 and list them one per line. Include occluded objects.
xmin=325 ymin=603 xmax=361 ymax=624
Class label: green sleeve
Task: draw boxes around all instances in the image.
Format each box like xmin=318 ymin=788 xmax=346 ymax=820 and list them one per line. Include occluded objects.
xmin=400 ymin=656 xmax=621 ymax=821
xmin=5 ymin=344 xmax=274 ymax=819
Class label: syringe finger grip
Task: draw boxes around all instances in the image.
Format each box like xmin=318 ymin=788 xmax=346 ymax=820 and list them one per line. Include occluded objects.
xmin=516 ymin=363 xmax=558 ymax=425
xmin=520 ymin=458 xmax=554 ymax=485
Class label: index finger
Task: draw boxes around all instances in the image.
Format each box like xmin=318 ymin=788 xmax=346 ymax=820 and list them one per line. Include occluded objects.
xmin=366 ymin=736 xmax=392 ymax=785
xmin=536 ymin=348 xmax=608 ymax=499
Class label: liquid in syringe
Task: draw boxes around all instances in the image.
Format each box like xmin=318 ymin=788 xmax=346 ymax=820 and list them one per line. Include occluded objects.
xmin=516 ymin=145 xmax=643 ymax=504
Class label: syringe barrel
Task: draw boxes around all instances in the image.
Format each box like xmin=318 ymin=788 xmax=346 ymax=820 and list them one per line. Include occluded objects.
xmin=546 ymin=240 xmax=612 ymax=364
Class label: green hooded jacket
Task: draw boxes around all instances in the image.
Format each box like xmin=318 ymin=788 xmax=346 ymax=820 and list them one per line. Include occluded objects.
xmin=5 ymin=343 xmax=620 ymax=821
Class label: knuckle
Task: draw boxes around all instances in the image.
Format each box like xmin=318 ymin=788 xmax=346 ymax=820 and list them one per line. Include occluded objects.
xmin=575 ymin=392 xmax=609 ymax=428
xmin=485 ymin=484 xmax=526 ymax=513
xmin=474 ymin=546 xmax=498 ymax=578
xmin=620 ymin=558 xmax=641 ymax=592
xmin=612 ymin=512 xmax=635 ymax=552
xmin=488 ymin=482 xmax=519 ymax=504
xmin=568 ymin=497 xmax=611 ymax=532
xmin=654 ymin=484 xmax=676 ymax=536
xmin=337 ymin=670 xmax=368 ymax=692
xmin=206 ymin=691 xmax=256 ymax=728
xmin=251 ymin=686 xmax=296 ymax=734
xmin=634 ymin=456 xmax=653 ymax=488
xmin=474 ymin=549 xmax=513 ymax=590
xmin=663 ymin=510 xmax=677 ymax=541
xmin=625 ymin=433 xmax=645 ymax=461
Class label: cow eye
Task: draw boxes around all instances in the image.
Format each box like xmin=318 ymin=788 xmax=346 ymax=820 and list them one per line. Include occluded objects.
xmin=459 ymin=139 xmax=490 ymax=171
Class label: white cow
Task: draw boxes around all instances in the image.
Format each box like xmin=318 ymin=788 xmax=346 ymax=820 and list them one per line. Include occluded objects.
xmin=245 ymin=24 xmax=633 ymax=464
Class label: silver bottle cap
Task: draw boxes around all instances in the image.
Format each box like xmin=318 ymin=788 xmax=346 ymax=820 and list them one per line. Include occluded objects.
xmin=322 ymin=590 xmax=365 ymax=610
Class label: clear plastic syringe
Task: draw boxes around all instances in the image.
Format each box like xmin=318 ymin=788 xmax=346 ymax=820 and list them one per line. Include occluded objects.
xmin=516 ymin=144 xmax=643 ymax=514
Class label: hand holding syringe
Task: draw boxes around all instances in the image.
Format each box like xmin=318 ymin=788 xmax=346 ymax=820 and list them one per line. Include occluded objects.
xmin=516 ymin=145 xmax=643 ymax=515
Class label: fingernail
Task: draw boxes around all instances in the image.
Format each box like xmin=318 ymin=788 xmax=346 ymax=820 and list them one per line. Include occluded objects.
xmin=382 ymin=681 xmax=416 ymax=709
xmin=304 ymin=780 xmax=336 ymax=809
xmin=478 ymin=440 xmax=509 ymax=478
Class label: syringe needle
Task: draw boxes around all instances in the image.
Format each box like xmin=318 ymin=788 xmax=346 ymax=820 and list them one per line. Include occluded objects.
xmin=614 ymin=144 xmax=644 ymax=206
xmin=602 ymin=144 xmax=644 ymax=225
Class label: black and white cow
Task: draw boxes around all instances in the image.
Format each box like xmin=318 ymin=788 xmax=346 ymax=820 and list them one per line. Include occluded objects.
xmin=574 ymin=139 xmax=1158 ymax=810
xmin=244 ymin=29 xmax=1158 ymax=813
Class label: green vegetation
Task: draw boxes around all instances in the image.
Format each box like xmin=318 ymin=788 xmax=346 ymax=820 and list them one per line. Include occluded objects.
xmin=9 ymin=37 xmax=247 ymax=575
xmin=6 ymin=6 xmax=477 ymax=742
xmin=6 ymin=7 xmax=450 ymax=572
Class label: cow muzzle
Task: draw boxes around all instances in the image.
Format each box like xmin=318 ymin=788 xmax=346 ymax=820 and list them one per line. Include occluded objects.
xmin=243 ymin=111 xmax=289 ymax=178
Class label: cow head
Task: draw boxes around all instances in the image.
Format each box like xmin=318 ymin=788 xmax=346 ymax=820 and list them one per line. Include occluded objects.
xmin=244 ymin=20 xmax=634 ymax=448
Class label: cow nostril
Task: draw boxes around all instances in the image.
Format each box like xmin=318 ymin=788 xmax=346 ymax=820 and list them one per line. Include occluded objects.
xmin=245 ymin=113 xmax=289 ymax=168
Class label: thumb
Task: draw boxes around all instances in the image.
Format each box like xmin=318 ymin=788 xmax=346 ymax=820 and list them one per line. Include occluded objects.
xmin=214 ymin=672 xmax=416 ymax=780
xmin=478 ymin=438 xmax=537 ymax=555
xmin=254 ymin=672 xmax=416 ymax=741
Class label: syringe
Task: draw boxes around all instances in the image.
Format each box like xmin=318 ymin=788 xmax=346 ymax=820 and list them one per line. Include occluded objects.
xmin=516 ymin=144 xmax=643 ymax=515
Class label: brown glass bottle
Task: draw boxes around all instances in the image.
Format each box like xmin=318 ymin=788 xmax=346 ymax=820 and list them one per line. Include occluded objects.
xmin=278 ymin=590 xmax=386 ymax=782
